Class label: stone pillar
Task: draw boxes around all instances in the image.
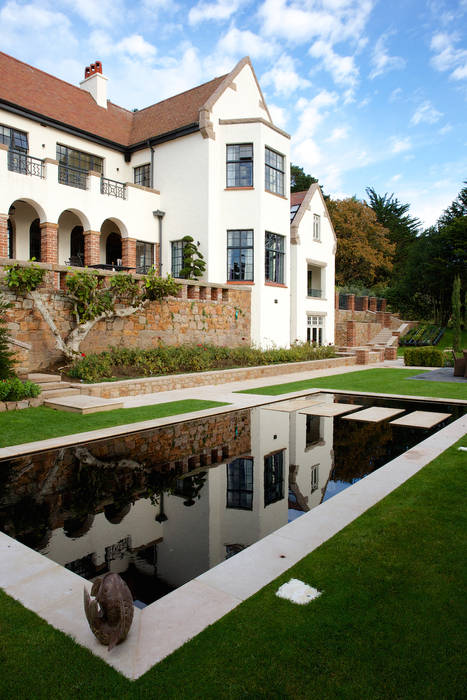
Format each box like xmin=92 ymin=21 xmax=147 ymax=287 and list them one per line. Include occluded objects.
xmin=83 ymin=230 xmax=101 ymax=266
xmin=347 ymin=294 xmax=355 ymax=311
xmin=369 ymin=296 xmax=377 ymax=312
xmin=346 ymin=320 xmax=356 ymax=347
xmin=0 ymin=213 xmax=9 ymax=258
xmin=356 ymin=349 xmax=370 ymax=364
xmin=122 ymin=237 xmax=136 ymax=269
xmin=39 ymin=222 xmax=58 ymax=264
xmin=362 ymin=296 xmax=368 ymax=311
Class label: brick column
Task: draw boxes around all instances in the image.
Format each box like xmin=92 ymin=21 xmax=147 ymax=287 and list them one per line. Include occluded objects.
xmin=381 ymin=298 xmax=387 ymax=311
xmin=376 ymin=311 xmax=384 ymax=325
xmin=335 ymin=290 xmax=339 ymax=309
xmin=362 ymin=296 xmax=368 ymax=311
xmin=346 ymin=320 xmax=356 ymax=347
xmin=383 ymin=312 xmax=392 ymax=328
xmin=0 ymin=214 xmax=9 ymax=258
xmin=347 ymin=294 xmax=355 ymax=311
xmin=122 ymin=237 xmax=136 ymax=269
xmin=384 ymin=347 xmax=397 ymax=360
xmin=155 ymin=243 xmax=160 ymax=275
xmin=83 ymin=230 xmax=101 ymax=266
xmin=39 ymin=222 xmax=58 ymax=264
xmin=356 ymin=349 xmax=370 ymax=364
xmin=369 ymin=297 xmax=377 ymax=312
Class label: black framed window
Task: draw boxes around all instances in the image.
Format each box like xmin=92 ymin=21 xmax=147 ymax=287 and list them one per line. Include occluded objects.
xmin=171 ymin=240 xmax=185 ymax=277
xmin=57 ymin=144 xmax=103 ymax=188
xmin=265 ymin=232 xmax=285 ymax=284
xmin=134 ymin=164 xmax=151 ymax=187
xmin=0 ymin=125 xmax=28 ymax=152
xmin=227 ymin=229 xmax=254 ymax=281
xmin=226 ymin=144 xmax=253 ymax=188
xmin=264 ymin=451 xmax=284 ymax=506
xmin=265 ymin=147 xmax=285 ymax=195
xmin=136 ymin=241 xmax=154 ymax=274
xmin=227 ymin=458 xmax=254 ymax=510
xmin=306 ymin=415 xmax=321 ymax=447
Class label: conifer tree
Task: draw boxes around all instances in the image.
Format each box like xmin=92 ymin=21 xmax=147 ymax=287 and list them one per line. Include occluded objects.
xmin=179 ymin=236 xmax=206 ymax=280
xmin=452 ymin=275 xmax=461 ymax=354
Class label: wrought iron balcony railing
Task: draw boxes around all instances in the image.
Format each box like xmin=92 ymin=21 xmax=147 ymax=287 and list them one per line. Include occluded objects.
xmin=8 ymin=151 xmax=44 ymax=178
xmin=101 ymin=176 xmax=126 ymax=199
xmin=307 ymin=288 xmax=323 ymax=298
xmin=58 ymin=164 xmax=88 ymax=190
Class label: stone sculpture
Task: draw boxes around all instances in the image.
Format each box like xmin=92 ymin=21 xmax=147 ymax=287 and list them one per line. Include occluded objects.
xmin=83 ymin=573 xmax=134 ymax=650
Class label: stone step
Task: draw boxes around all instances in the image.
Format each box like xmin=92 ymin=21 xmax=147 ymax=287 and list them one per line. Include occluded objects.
xmin=40 ymin=388 xmax=81 ymax=399
xmin=43 ymin=395 xmax=124 ymax=414
xmin=28 ymin=373 xmax=61 ymax=383
xmin=34 ymin=381 xmax=71 ymax=391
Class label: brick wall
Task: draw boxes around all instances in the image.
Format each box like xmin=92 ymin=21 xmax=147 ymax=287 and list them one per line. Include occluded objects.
xmin=1 ymin=270 xmax=251 ymax=371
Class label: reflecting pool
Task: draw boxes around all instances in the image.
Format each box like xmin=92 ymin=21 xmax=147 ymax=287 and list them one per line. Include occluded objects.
xmin=0 ymin=393 xmax=463 ymax=606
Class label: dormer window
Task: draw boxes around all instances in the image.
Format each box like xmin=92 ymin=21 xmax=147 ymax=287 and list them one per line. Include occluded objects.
xmin=226 ymin=144 xmax=253 ymax=188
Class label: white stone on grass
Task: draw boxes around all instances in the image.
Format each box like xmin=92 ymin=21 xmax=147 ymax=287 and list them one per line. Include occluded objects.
xmin=276 ymin=578 xmax=322 ymax=605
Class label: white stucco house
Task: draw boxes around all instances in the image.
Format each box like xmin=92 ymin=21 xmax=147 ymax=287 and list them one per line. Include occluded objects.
xmin=0 ymin=51 xmax=335 ymax=348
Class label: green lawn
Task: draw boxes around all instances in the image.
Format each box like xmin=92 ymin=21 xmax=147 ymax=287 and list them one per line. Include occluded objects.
xmin=1 ymin=435 xmax=465 ymax=698
xmin=238 ymin=368 xmax=467 ymax=400
xmin=0 ymin=399 xmax=229 ymax=448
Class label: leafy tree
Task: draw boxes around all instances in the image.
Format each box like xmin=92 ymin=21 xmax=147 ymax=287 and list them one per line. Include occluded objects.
xmin=0 ymin=294 xmax=16 ymax=379
xmin=452 ymin=275 xmax=461 ymax=353
xmin=365 ymin=187 xmax=420 ymax=271
xmin=290 ymin=164 xmax=318 ymax=193
xmin=179 ymin=236 xmax=206 ymax=280
xmin=327 ymin=197 xmax=395 ymax=287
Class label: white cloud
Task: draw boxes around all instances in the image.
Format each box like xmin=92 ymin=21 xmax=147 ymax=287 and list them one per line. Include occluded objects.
xmin=369 ymin=33 xmax=405 ymax=79
xmin=268 ymin=103 xmax=288 ymax=129
xmin=389 ymin=87 xmax=402 ymax=102
xmin=216 ymin=26 xmax=278 ymax=61
xmin=430 ymin=32 xmax=467 ymax=81
xmin=309 ymin=40 xmax=359 ymax=93
xmin=388 ymin=173 xmax=402 ymax=184
xmin=258 ymin=0 xmax=374 ymax=46
xmin=116 ymin=34 xmax=157 ymax=60
xmin=326 ymin=126 xmax=349 ymax=142
xmin=61 ymin=0 xmax=125 ymax=28
xmin=262 ymin=54 xmax=311 ymax=96
xmin=439 ymin=123 xmax=453 ymax=135
xmin=410 ymin=100 xmax=443 ymax=125
xmin=390 ymin=136 xmax=411 ymax=153
xmin=189 ymin=0 xmax=245 ymax=24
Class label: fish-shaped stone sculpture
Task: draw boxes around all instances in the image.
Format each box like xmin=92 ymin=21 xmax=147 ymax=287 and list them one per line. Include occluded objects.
xmin=83 ymin=573 xmax=134 ymax=650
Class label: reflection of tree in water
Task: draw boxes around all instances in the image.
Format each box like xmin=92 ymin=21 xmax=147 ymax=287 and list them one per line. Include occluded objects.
xmin=0 ymin=495 xmax=51 ymax=549
xmin=332 ymin=419 xmax=395 ymax=482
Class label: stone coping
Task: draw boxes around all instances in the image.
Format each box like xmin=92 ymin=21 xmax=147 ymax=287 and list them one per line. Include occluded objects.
xmin=0 ymin=406 xmax=465 ymax=679
xmin=71 ymin=356 xmax=357 ymax=398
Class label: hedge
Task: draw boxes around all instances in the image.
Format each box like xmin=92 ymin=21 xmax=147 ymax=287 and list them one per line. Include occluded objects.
xmin=404 ymin=347 xmax=445 ymax=367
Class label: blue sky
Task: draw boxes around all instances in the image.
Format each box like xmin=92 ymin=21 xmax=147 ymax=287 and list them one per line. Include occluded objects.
xmin=1 ymin=0 xmax=466 ymax=226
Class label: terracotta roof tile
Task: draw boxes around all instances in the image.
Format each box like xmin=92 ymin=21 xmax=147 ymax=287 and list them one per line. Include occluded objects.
xmin=291 ymin=191 xmax=308 ymax=206
xmin=0 ymin=52 xmax=227 ymax=148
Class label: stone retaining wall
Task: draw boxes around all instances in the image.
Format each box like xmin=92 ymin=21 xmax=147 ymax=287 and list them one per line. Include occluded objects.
xmin=1 ymin=264 xmax=251 ymax=372
xmin=74 ymin=355 xmax=359 ymax=399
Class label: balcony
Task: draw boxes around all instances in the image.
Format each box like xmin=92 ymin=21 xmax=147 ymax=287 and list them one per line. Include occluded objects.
xmin=58 ymin=164 xmax=88 ymax=190
xmin=101 ymin=176 xmax=127 ymax=199
xmin=8 ymin=150 xmax=44 ymax=178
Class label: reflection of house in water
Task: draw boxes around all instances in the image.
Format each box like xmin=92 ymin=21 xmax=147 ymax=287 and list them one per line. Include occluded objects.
xmin=0 ymin=401 xmax=336 ymax=604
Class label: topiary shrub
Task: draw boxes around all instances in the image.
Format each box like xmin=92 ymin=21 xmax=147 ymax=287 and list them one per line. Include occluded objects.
xmin=404 ymin=346 xmax=444 ymax=367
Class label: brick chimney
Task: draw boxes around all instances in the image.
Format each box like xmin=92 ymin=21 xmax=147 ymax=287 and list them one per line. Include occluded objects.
xmin=79 ymin=61 xmax=108 ymax=109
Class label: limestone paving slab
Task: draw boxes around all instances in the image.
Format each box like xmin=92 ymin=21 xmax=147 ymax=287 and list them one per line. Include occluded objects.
xmin=43 ymin=394 xmax=124 ymax=414
xmin=342 ymin=406 xmax=405 ymax=422
xmin=390 ymin=410 xmax=451 ymax=428
xmin=262 ymin=396 xmax=327 ymax=412
xmin=299 ymin=402 xmax=363 ymax=417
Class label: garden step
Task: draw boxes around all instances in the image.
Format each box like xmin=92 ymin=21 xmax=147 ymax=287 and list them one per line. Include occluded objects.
xmin=28 ymin=373 xmax=61 ymax=383
xmin=33 ymin=381 xmax=71 ymax=391
xmin=40 ymin=388 xmax=81 ymax=399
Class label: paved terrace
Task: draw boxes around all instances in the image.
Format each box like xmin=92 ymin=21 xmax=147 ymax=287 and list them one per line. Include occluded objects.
xmin=1 ymin=359 xmax=466 ymax=680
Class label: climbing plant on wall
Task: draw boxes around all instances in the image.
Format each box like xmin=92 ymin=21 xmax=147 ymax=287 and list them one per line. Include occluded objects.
xmin=5 ymin=264 xmax=180 ymax=360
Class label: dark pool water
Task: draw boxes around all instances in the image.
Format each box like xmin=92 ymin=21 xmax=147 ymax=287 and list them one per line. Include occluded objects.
xmin=0 ymin=394 xmax=463 ymax=606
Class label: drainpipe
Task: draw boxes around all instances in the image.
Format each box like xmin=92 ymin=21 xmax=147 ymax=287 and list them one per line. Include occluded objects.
xmin=147 ymin=140 xmax=155 ymax=189
xmin=153 ymin=210 xmax=165 ymax=275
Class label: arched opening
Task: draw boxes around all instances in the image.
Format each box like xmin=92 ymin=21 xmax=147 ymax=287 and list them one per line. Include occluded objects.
xmin=8 ymin=199 xmax=44 ymax=262
xmin=105 ymin=231 xmax=122 ymax=265
xmin=29 ymin=218 xmax=41 ymax=261
xmin=70 ymin=226 xmax=85 ymax=265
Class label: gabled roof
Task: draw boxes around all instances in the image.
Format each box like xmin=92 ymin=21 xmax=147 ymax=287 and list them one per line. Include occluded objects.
xmin=290 ymin=183 xmax=337 ymax=252
xmin=0 ymin=51 xmax=232 ymax=149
